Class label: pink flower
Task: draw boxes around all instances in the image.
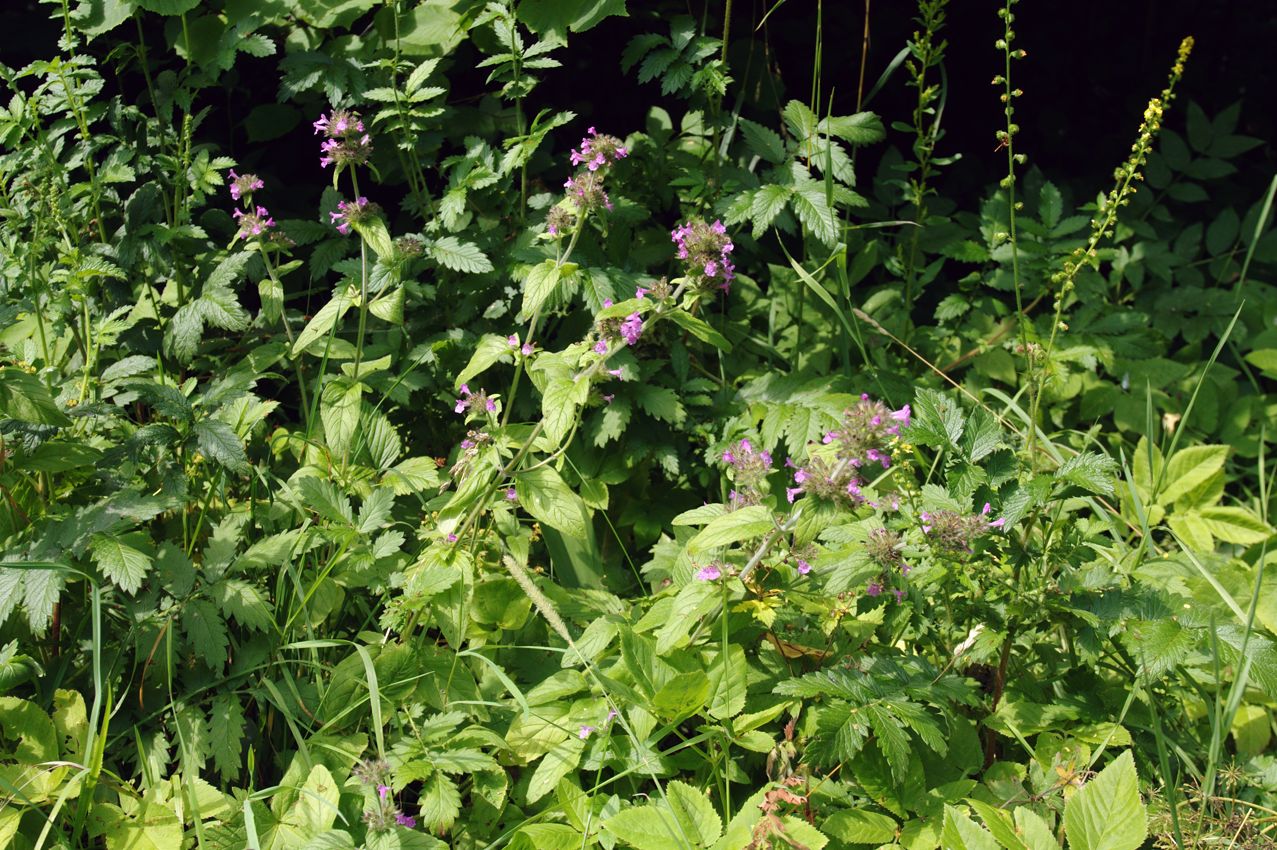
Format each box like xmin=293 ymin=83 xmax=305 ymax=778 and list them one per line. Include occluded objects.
xmin=695 ymin=565 xmax=722 ymax=581
xmin=796 ymin=559 xmax=811 ymax=575
xmin=579 ymin=725 xmax=596 ymax=739
xmin=594 ymin=339 xmax=608 ymax=355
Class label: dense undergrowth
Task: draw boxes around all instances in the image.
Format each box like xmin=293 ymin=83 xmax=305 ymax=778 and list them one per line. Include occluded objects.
xmin=2 ymin=1 xmax=1277 ymax=848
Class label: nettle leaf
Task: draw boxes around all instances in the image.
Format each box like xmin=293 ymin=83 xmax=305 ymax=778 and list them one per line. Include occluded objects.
xmin=634 ymin=385 xmax=685 ymax=424
xmin=298 ymin=476 xmax=354 ymax=526
xmin=209 ymin=693 xmax=245 ymax=782
xmin=429 ymin=236 xmax=493 ymax=273
xmin=217 ymin=579 xmax=273 ymax=631
xmin=90 ymin=532 xmax=152 ymax=595
xmin=1056 ymin=451 xmax=1118 ymax=495
xmin=819 ymin=111 xmax=886 ymax=144
xmin=194 ymin=419 xmax=249 ymax=473
xmin=1063 ymin=751 xmax=1146 ymax=850
xmin=908 ymin=389 xmax=964 ymax=450
xmin=183 ymin=599 xmax=228 ymax=666
xmin=790 ymin=180 xmax=838 ymax=246
xmin=293 ymin=286 xmax=356 ymax=356
xmin=739 ymin=118 xmax=786 ymax=163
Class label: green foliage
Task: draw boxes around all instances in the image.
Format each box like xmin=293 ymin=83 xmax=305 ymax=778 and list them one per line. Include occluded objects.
xmin=0 ymin=1 xmax=1273 ymax=848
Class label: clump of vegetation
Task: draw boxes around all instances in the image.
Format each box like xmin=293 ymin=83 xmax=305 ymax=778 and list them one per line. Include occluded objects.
xmin=1 ymin=1 xmax=1275 ymax=848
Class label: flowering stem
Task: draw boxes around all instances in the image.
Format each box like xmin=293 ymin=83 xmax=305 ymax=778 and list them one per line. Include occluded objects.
xmin=259 ymin=248 xmax=312 ymax=433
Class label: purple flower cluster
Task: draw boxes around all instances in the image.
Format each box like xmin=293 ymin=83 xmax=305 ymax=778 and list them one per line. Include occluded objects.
xmin=920 ymin=503 xmax=1005 ymax=555
xmin=552 ymin=126 xmax=628 ymax=227
xmin=671 ymin=219 xmax=735 ymax=292
xmin=454 ymin=384 xmax=497 ymax=416
xmin=695 ymin=563 xmax=723 ymax=581
xmin=330 ymin=196 xmax=376 ymax=235
xmin=786 ymin=395 xmax=910 ymax=505
xmin=570 ymin=127 xmax=628 ymax=171
xmin=352 ymin=758 xmax=416 ymax=833
xmin=620 ymin=312 xmax=644 ymax=345
xmin=228 ymin=169 xmax=264 ymax=202
xmin=232 ymin=205 xmax=275 ymax=239
xmin=722 ymin=438 xmax=773 ymax=507
xmin=314 ymin=109 xmax=373 ymax=171
xmin=226 ymin=169 xmax=277 ymax=242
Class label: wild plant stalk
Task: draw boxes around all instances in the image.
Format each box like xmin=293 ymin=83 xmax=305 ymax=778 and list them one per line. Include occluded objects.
xmin=994 ymin=0 xmax=1029 ymax=451
xmin=1025 ymin=36 xmax=1193 ymax=464
xmin=900 ymin=0 xmax=948 ymax=323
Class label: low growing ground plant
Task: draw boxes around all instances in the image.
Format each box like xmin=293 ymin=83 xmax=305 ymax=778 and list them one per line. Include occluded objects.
xmin=1 ymin=1 xmax=1276 ymax=849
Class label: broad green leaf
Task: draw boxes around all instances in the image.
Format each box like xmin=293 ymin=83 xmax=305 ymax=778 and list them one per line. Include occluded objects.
xmin=1159 ymin=445 xmax=1227 ymax=505
xmin=1063 ymin=751 xmax=1146 ymax=850
xmin=687 ymin=505 xmax=773 ymax=554
xmin=542 ymin=376 xmax=590 ymax=445
xmin=821 ymin=809 xmax=897 ymax=843
xmin=1232 ymin=704 xmax=1270 ymax=759
xmin=209 ymin=693 xmax=245 ymax=781
xmin=651 ymin=670 xmax=710 ymax=719
xmin=1015 ymin=809 xmax=1059 ymax=850
xmin=352 ymin=217 xmax=394 ymax=260
xmin=516 ymin=465 xmax=589 ymax=539
xmin=664 ymin=310 xmax=733 ymax=351
xmin=517 ymin=0 xmax=628 ymax=35
xmin=183 ymin=600 xmax=228 ymax=665
xmin=455 ymin=333 xmax=514 ymax=390
xmin=1245 ymin=349 xmax=1277 ymax=376
xmin=1056 ymin=451 xmax=1118 ymax=495
xmin=520 ymin=260 xmax=562 ymax=320
xmin=136 ymin=0 xmax=197 ymax=13
xmin=665 ymin=780 xmax=723 ymax=848
xmin=655 ymin=581 xmax=718 ymax=654
xmin=89 ymin=799 xmax=182 ymax=850
xmin=320 ymin=377 xmax=364 ymax=456
xmin=527 ymin=736 xmax=584 ymax=804
xmin=1167 ymin=512 xmax=1213 ymax=553
xmin=292 ymin=764 xmax=340 ymax=833
xmin=293 ymin=286 xmax=356 ymax=356
xmin=298 ymin=476 xmax=354 ymax=525
xmin=967 ymin=799 xmax=1029 ymax=850
xmin=510 ymin=824 xmax=583 ymax=850
xmin=1199 ymin=506 xmax=1272 ymax=544
xmin=707 ymin=645 xmax=747 ymax=720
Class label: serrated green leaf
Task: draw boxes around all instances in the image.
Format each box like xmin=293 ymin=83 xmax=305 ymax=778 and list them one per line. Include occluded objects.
xmin=194 ymin=419 xmax=249 ymax=473
xmin=90 ymin=533 xmax=152 ymax=595
xmin=456 ymin=334 xmax=514 ymax=390
xmin=1063 ymin=751 xmax=1146 ymax=850
xmin=822 ymin=809 xmax=897 ymax=844
xmin=1159 ymin=445 xmax=1228 ymax=505
xmin=429 ymin=236 xmax=493 ymax=273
